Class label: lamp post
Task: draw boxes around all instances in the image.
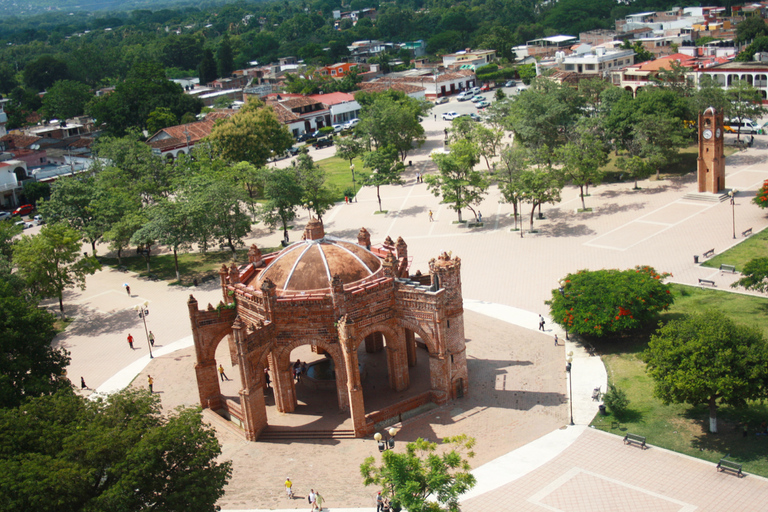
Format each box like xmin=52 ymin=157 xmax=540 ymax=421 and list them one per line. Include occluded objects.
xmin=133 ymin=301 xmax=153 ymax=359
xmin=566 ymin=352 xmax=574 ymax=426
xmin=350 ymin=163 xmax=357 ymax=202
xmin=729 ymin=189 xmax=738 ymax=239
xmin=374 ymin=427 xmax=399 ymax=452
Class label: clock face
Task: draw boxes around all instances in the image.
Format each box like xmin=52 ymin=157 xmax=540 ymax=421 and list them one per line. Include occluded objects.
xmin=716 ymin=128 xmax=722 ymax=138
xmin=703 ymin=129 xmax=713 ymax=140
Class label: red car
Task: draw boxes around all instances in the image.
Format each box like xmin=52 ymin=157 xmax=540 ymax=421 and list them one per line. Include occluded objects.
xmin=13 ymin=204 xmax=34 ymax=216
xmin=480 ymin=84 xmax=491 ymax=92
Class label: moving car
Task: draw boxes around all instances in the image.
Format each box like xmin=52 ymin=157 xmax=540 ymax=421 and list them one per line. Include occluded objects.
xmin=475 ymin=101 xmax=491 ymax=109
xmin=313 ymin=137 xmax=334 ymax=149
xmin=470 ymin=95 xmax=485 ymax=103
xmin=442 ymin=111 xmax=460 ymax=121
xmin=15 ymin=220 xmax=33 ymax=229
xmin=12 ymin=204 xmax=34 ymax=216
xmin=434 ymin=97 xmax=449 ymax=105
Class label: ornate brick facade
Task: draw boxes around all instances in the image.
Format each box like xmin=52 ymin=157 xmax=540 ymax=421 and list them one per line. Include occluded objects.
xmin=187 ymin=219 xmax=468 ymax=440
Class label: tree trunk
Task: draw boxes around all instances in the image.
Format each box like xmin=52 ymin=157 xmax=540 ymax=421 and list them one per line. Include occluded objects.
xmin=579 ymin=184 xmax=586 ymax=211
xmin=530 ymin=203 xmax=537 ymax=232
xmin=709 ymin=396 xmax=718 ymax=433
xmin=117 ymin=248 xmax=122 ymax=265
xmin=634 ymin=178 xmax=639 ymax=189
xmin=91 ymin=239 xmax=97 ymax=255
xmin=519 ymin=199 xmax=524 ymax=238
xmin=457 ymin=208 xmax=462 ymax=222
xmin=146 ymin=255 xmax=151 ymax=273
xmin=512 ymin=200 xmax=519 ymax=230
xmin=376 ymin=185 xmax=383 ymax=212
xmin=58 ymin=291 xmax=65 ymax=320
xmin=173 ymin=247 xmax=180 ymax=282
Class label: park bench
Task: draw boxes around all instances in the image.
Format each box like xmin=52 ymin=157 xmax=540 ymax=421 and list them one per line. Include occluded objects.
xmin=698 ymin=279 xmax=716 ymax=287
xmin=592 ymin=386 xmax=601 ymax=401
xmin=703 ymin=248 xmax=715 ymax=259
xmin=743 ymin=227 xmax=753 ymax=237
xmin=623 ymin=433 xmax=647 ymax=450
xmin=716 ymin=459 xmax=743 ymax=477
xmin=117 ymin=265 xmax=128 ymax=273
xmin=719 ymin=264 xmax=737 ymax=273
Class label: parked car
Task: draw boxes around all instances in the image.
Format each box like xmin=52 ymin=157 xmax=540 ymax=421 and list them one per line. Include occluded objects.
xmin=332 ymin=124 xmax=344 ymax=133
xmin=476 ymin=101 xmax=491 ymax=109
xmin=286 ymin=146 xmax=300 ymax=157
xmin=505 ymin=80 xmax=517 ymax=87
xmin=457 ymin=91 xmax=474 ymax=101
xmin=343 ymin=118 xmax=360 ymax=129
xmin=724 ymin=118 xmax=760 ymax=134
xmin=434 ymin=97 xmax=449 ymax=105
xmin=470 ymin=86 xmax=481 ymax=95
xmin=12 ymin=204 xmax=34 ymax=216
xmin=467 ymin=113 xmax=482 ymax=122
xmin=0 ymin=211 xmax=10 ymax=221
xmin=15 ymin=220 xmax=33 ymax=229
xmin=33 ymin=215 xmax=44 ymax=225
xmin=470 ymin=95 xmax=485 ymax=103
xmin=313 ymin=137 xmax=334 ymax=149
xmin=480 ymin=84 xmax=491 ymax=92
xmin=296 ymin=132 xmax=313 ymax=142
xmin=442 ymin=111 xmax=460 ymax=121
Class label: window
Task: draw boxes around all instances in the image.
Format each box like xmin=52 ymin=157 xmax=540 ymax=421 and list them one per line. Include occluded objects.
xmin=331 ymin=70 xmax=336 ymax=76
xmin=338 ymin=67 xmax=343 ymax=73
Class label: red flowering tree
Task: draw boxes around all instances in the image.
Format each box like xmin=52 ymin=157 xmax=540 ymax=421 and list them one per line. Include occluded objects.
xmin=753 ymin=179 xmax=768 ymax=208
xmin=546 ymin=266 xmax=674 ymax=337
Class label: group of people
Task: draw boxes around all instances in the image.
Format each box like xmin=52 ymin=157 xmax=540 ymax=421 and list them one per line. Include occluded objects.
xmin=293 ymin=360 xmax=308 ymax=382
xmin=285 ymin=478 xmax=324 ymax=511
xmin=376 ymin=491 xmax=401 ymax=512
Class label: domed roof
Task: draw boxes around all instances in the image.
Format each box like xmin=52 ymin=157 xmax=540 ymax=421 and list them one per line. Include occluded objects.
xmin=255 ymin=222 xmax=382 ymax=293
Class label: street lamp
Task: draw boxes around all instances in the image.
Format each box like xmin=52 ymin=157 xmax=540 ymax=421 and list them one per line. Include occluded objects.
xmin=133 ymin=301 xmax=153 ymax=359
xmin=350 ymin=163 xmax=357 ymax=202
xmin=729 ymin=189 xmax=738 ymax=239
xmin=374 ymin=427 xmax=399 ymax=452
xmin=566 ymin=352 xmax=574 ymax=426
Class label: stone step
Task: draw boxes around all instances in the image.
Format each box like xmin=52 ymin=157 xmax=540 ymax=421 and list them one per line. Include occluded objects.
xmin=260 ymin=428 xmax=357 ymax=440
xmin=681 ymin=191 xmax=729 ymax=202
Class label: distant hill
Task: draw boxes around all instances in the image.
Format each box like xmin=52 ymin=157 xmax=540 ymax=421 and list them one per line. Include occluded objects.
xmin=0 ymin=0 xmax=230 ymax=17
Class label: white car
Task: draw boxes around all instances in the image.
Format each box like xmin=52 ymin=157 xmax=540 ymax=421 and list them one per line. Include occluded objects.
xmin=343 ymin=118 xmax=359 ymax=129
xmin=434 ymin=97 xmax=449 ymax=105
xmin=0 ymin=212 xmax=10 ymax=221
xmin=442 ymin=111 xmax=460 ymax=121
xmin=332 ymin=124 xmax=344 ymax=133
xmin=470 ymin=86 xmax=481 ymax=95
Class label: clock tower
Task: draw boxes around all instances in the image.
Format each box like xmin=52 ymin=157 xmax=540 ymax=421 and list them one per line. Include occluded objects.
xmin=697 ymin=107 xmax=725 ymax=193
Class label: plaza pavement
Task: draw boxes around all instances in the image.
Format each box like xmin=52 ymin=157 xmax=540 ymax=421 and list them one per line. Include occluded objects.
xmin=51 ymin=117 xmax=768 ymax=510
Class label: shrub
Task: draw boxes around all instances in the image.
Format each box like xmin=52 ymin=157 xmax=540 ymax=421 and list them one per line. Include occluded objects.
xmin=753 ymin=179 xmax=768 ymax=208
xmin=602 ymin=384 xmax=630 ymax=417
xmin=546 ymin=266 xmax=674 ymax=337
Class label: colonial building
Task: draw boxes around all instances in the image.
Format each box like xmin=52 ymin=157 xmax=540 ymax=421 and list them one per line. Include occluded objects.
xmin=187 ymin=220 xmax=469 ymax=440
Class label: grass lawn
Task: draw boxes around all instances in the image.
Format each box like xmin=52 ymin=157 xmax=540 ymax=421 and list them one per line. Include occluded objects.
xmin=99 ymin=246 xmax=281 ymax=286
xmin=590 ymin=283 xmax=768 ymax=476
xmin=703 ymin=227 xmax=768 ymax=272
xmin=316 ymin=155 xmax=366 ymax=200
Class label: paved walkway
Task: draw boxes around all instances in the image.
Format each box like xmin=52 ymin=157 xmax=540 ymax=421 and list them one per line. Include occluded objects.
xmin=51 ymin=124 xmax=768 ymax=510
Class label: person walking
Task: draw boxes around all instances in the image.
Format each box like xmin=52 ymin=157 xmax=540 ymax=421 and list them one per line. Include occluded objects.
xmin=148 ymin=331 xmax=155 ymax=347
xmin=428 ymin=210 xmax=433 ymax=222
xmin=478 ymin=211 xmax=482 ymax=223
xmin=264 ymin=368 xmax=271 ymax=389
xmin=376 ymin=491 xmax=384 ymax=512
xmin=124 ymin=283 xmax=131 ymax=295
xmin=538 ymin=315 xmax=545 ymax=331
xmin=80 ymin=376 xmax=87 ymax=390
xmin=219 ymin=364 xmax=228 ymax=381
xmin=284 ymin=477 xmax=293 ymax=499
xmin=554 ymin=334 xmax=559 ymax=346
xmin=314 ymin=491 xmax=324 ymax=511
xmin=127 ymin=333 xmax=134 ymax=350
xmin=147 ymin=375 xmax=154 ymax=393
xmin=308 ymin=489 xmax=316 ymax=508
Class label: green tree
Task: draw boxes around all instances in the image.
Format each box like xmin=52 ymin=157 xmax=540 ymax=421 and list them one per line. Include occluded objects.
xmin=13 ymin=223 xmax=101 ymax=318
xmin=259 ymin=166 xmax=304 ymax=242
xmin=41 ymin=80 xmax=93 ymax=121
xmin=645 ymin=310 xmax=768 ymax=433
xmin=0 ymin=272 xmax=69 ymax=409
xmin=198 ymin=48 xmax=218 ymax=85
xmin=635 ymin=112 xmax=688 ymax=179
xmin=496 ymin=144 xmax=529 ymax=232
xmin=294 ymin=151 xmax=336 ymax=221
xmin=360 ymin=435 xmax=476 ymax=512
xmin=356 ymin=90 xmax=429 ymax=161
xmin=736 ymin=35 xmax=768 ymax=61
xmin=546 ymin=266 xmax=673 ymax=338
xmin=207 ymin=98 xmax=294 ymax=168
xmin=736 ymin=15 xmax=768 ymax=43
xmin=691 ymin=75 xmax=729 ymax=118
xmin=0 ymin=61 xmax=18 ymax=95
xmin=146 ymin=106 xmax=178 ymax=135
xmin=0 ymin=220 xmax=22 ymax=261
xmin=732 ymin=255 xmax=768 ymax=292
xmin=217 ymin=33 xmax=235 ymax=78
xmin=362 ymin=145 xmax=405 ymax=212
xmin=557 ymin=125 xmax=608 ymax=210
xmin=335 ymin=137 xmax=364 ymax=197
xmin=131 ymin=199 xmax=194 ymax=282
xmin=517 ymin=63 xmax=536 ymax=85
xmin=22 ymin=55 xmax=70 ymax=92
xmin=37 ymin=176 xmax=104 ymax=254
xmin=727 ymin=79 xmax=766 ymax=141
xmin=616 ymin=154 xmax=653 ymax=189
xmin=0 ymin=389 xmax=232 ymax=510
xmin=426 ymin=139 xmax=488 ymax=222
xmin=519 ymin=161 xmax=562 ymax=232
xmin=21 ymin=181 xmax=50 ymax=205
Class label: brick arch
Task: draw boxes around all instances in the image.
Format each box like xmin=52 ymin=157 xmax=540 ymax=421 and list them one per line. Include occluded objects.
xmin=195 ymin=322 xmax=235 ymax=363
xmin=271 ymin=338 xmax=347 ymax=381
xmin=398 ymin=318 xmax=439 ymax=355
xmin=354 ymin=322 xmax=403 ymax=353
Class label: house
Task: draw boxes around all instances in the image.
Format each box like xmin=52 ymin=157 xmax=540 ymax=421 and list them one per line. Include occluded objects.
xmin=441 ymin=49 xmax=496 ymax=70
xmin=348 ymin=40 xmax=388 ymax=63
xmin=693 ymin=59 xmax=768 ymax=101
xmin=0 ymin=99 xmax=7 ymax=138
xmin=515 ymin=36 xmax=577 ymax=59
xmin=316 ymin=62 xmax=360 ymax=79
xmin=0 ymin=160 xmax=26 ymax=209
xmin=366 ymin=68 xmax=475 ymax=99
xmin=610 ymin=53 xmax=697 ymax=96
xmin=265 ymin=92 xmax=362 ymax=137
xmin=556 ymin=47 xmax=635 ymax=76
xmin=146 ymin=112 xmax=233 ymax=160
xmin=358 ymin=81 xmax=426 ymax=99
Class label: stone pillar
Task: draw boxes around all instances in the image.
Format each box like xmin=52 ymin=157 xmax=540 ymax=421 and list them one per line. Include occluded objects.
xmin=357 ymin=227 xmax=371 ymax=250
xmin=429 ymin=352 xmax=450 ymax=404
xmin=240 ymin=387 xmax=268 ymax=441
xmin=386 ymin=339 xmax=410 ymax=392
xmin=364 ymin=332 xmax=384 ymax=353
xmin=195 ymin=359 xmax=222 ymax=410
xmin=405 ymin=329 xmax=417 ymax=367
xmin=272 ymin=354 xmax=297 ymax=413
xmin=339 ymin=316 xmax=368 ymax=437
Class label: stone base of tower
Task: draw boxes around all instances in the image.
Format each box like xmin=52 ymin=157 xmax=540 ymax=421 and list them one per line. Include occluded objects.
xmin=682 ymin=191 xmax=729 ymax=203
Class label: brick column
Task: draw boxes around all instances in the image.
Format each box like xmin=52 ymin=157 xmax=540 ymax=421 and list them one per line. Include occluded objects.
xmin=272 ymin=354 xmax=297 ymax=413
xmin=240 ymin=386 xmax=267 ymax=441
xmin=365 ymin=332 xmax=384 ymax=353
xmin=405 ymin=329 xmax=417 ymax=367
xmin=339 ymin=316 xmax=367 ymax=436
xmin=195 ymin=359 xmax=221 ymax=410
xmin=386 ymin=342 xmax=410 ymax=392
xmin=429 ymin=352 xmax=450 ymax=404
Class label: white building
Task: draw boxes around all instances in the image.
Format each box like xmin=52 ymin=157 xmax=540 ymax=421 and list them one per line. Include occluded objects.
xmin=0 ymin=99 xmax=7 ymax=138
xmin=0 ymin=159 xmax=25 ymax=208
xmin=557 ymin=47 xmax=635 ymax=76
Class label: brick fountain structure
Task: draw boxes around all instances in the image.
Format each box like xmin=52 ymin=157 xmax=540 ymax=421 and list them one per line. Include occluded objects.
xmin=187 ymin=219 xmax=468 ymax=440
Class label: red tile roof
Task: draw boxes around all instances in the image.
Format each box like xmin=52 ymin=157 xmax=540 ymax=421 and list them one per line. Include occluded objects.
xmin=0 ymin=133 xmax=42 ymax=149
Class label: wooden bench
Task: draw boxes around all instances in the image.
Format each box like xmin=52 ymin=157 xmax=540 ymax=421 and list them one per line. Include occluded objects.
xmin=717 ymin=459 xmax=743 ymax=477
xmin=623 ymin=433 xmax=647 ymax=449
xmin=698 ymin=279 xmax=716 ymax=287
xmin=719 ymin=264 xmax=737 ymax=273
xmin=703 ymin=248 xmax=715 ymax=258
xmin=743 ymin=227 xmax=753 ymax=237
